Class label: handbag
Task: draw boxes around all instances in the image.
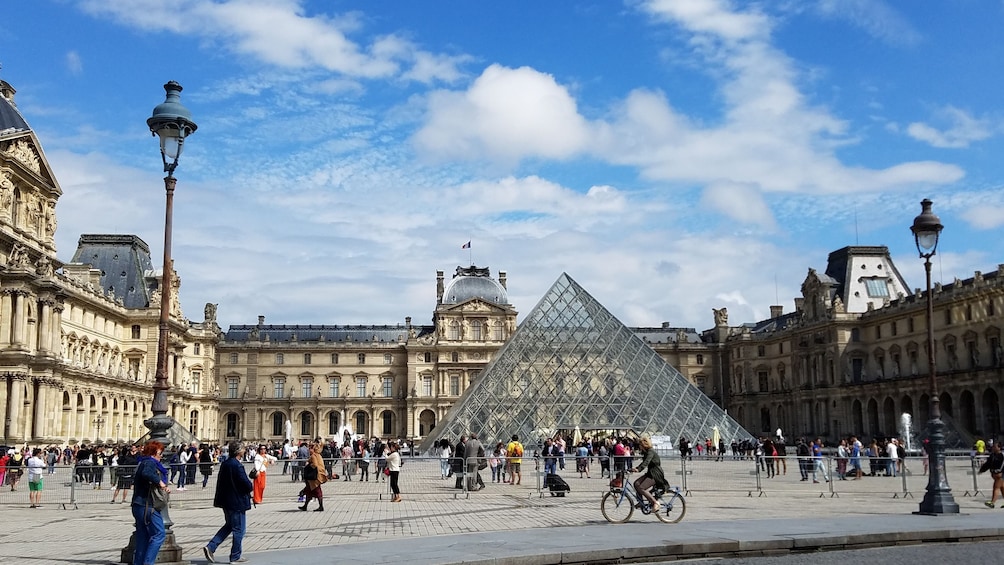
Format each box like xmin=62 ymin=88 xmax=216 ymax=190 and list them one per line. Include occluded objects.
xmin=383 ymin=467 xmax=391 ymax=476
xmin=303 ymin=464 xmax=318 ymax=481
xmin=478 ymin=459 xmax=488 ymax=470
xmin=150 ymin=486 xmax=170 ymax=511
xmin=249 ymin=468 xmax=258 ymax=480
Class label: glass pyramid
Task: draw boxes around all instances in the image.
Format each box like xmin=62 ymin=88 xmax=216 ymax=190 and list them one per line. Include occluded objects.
xmin=419 ymin=273 xmax=752 ymax=452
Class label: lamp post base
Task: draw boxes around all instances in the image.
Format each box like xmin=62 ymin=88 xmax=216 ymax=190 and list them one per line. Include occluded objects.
xmin=120 ymin=531 xmax=190 ymax=564
xmin=916 ymin=415 xmax=960 ymax=515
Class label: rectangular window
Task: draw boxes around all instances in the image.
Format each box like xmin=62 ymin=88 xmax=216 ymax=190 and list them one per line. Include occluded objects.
xmin=331 ymin=353 xmax=339 ymax=364
xmin=193 ymin=343 xmax=201 ymax=355
xmin=356 ymin=377 xmax=367 ymax=397
xmin=908 ymin=317 xmax=915 ymax=333
xmin=696 ymin=354 xmax=704 ymax=365
xmin=422 ymin=376 xmax=433 ymax=397
xmin=493 ymin=322 xmax=503 ymax=341
xmin=876 ymin=325 xmax=882 ymax=339
xmin=276 ymin=353 xmax=284 ymax=365
xmin=779 ymin=342 xmax=784 ymax=354
xmin=450 ymin=374 xmax=460 ymax=396
xmin=865 ymin=278 xmax=890 ymax=298
xmin=472 ymin=321 xmax=482 ymax=341
xmin=191 ymin=370 xmax=201 ymax=394
xmin=131 ymin=325 xmax=141 ymax=339
xmin=449 ymin=322 xmax=459 ymax=340
xmin=304 ymin=353 xmax=312 ymax=365
xmin=757 ymin=345 xmax=765 ymax=357
xmin=302 ymin=377 xmax=313 ymax=398
xmin=227 ymin=378 xmax=239 ymax=399
xmin=358 ymin=353 xmax=366 ymax=364
xmin=891 ymin=321 xmax=897 ymax=336
xmin=383 ymin=376 xmax=393 ymax=397
xmin=384 ymin=353 xmax=392 ymax=365
xmin=329 ymin=378 xmax=340 ymax=398
xmin=944 ymin=308 xmax=952 ymax=325
xmin=230 ymin=352 xmax=239 ymax=364
xmin=273 ymin=378 xmax=285 ymax=399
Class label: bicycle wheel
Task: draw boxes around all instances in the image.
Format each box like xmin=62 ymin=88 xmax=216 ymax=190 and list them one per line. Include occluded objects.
xmin=655 ymin=492 xmax=686 ymax=523
xmin=601 ymin=490 xmax=634 ymax=523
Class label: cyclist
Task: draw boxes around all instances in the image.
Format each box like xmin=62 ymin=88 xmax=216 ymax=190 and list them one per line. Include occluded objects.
xmin=632 ymin=437 xmax=668 ymax=512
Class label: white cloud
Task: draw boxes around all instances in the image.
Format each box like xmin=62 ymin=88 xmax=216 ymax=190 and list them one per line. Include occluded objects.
xmin=642 ymin=0 xmax=771 ymax=42
xmin=814 ymin=0 xmax=921 ymax=46
xmin=77 ymin=0 xmax=466 ymax=83
xmin=906 ymin=106 xmax=995 ymax=149
xmin=413 ymin=65 xmax=592 ymax=163
xmin=964 ymin=206 xmax=1004 ymax=229
xmin=701 ymin=182 xmax=776 ymax=229
xmin=65 ymin=51 xmax=83 ymax=75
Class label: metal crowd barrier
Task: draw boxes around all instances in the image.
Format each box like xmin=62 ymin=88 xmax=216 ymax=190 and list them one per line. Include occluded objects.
xmin=0 ymin=454 xmax=994 ymax=510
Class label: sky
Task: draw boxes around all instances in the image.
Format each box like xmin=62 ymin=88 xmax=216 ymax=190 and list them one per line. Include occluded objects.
xmin=2 ymin=0 xmax=1003 ymax=332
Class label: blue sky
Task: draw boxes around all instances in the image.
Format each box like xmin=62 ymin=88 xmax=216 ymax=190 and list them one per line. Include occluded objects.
xmin=2 ymin=0 xmax=1003 ymax=330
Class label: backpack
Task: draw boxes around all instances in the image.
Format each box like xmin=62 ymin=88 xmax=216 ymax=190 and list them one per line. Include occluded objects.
xmin=510 ymin=442 xmax=523 ymax=457
xmin=796 ymin=443 xmax=810 ymax=457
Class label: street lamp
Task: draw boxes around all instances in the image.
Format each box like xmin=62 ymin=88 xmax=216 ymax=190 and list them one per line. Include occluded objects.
xmin=911 ymin=198 xmax=959 ymax=515
xmin=122 ymin=81 xmax=196 ymax=565
xmin=144 ymin=81 xmax=197 ymax=443
xmin=92 ymin=415 xmax=106 ymax=440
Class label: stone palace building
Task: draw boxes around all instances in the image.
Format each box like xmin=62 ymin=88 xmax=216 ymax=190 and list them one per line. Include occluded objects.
xmin=2 ymin=78 xmax=1002 ymax=448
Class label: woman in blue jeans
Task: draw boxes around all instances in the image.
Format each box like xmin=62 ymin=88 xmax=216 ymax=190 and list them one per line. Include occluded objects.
xmin=131 ymin=441 xmax=169 ymax=565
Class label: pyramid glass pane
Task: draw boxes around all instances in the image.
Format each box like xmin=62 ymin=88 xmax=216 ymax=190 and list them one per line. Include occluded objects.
xmin=419 ymin=273 xmax=752 ymax=452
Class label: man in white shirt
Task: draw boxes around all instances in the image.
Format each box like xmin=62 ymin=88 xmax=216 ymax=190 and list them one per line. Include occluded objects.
xmin=886 ymin=438 xmax=898 ymax=478
xmin=27 ymin=448 xmax=46 ymax=508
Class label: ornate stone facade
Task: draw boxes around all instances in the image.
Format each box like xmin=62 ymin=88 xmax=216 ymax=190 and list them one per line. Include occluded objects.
xmin=0 ymin=81 xmax=219 ymax=446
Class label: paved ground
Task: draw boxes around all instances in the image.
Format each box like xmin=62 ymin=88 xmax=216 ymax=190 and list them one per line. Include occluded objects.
xmin=1 ymin=457 xmax=1000 ymax=564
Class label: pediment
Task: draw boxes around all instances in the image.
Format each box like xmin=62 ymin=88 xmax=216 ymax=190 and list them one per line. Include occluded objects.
xmin=441 ymin=298 xmax=507 ymax=314
xmin=0 ymin=133 xmax=61 ymax=196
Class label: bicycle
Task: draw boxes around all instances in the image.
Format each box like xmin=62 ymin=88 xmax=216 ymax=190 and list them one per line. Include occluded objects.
xmin=601 ymin=471 xmax=686 ymax=523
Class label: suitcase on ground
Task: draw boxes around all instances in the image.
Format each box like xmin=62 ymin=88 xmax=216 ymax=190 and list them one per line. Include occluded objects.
xmin=545 ymin=473 xmax=570 ymax=497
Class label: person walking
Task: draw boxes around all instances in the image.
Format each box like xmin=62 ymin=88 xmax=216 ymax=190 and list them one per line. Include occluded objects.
xmin=465 ymin=432 xmax=484 ymax=491
xmin=203 ymin=442 xmax=254 ymax=564
xmin=386 ymin=440 xmax=403 ymax=502
xmin=251 ymin=445 xmax=277 ymax=505
xmin=112 ymin=444 xmax=139 ymax=504
xmin=131 ymin=441 xmax=169 ymax=565
xmin=980 ymin=442 xmax=1004 ymax=508
xmin=26 ymin=448 xmax=46 ymax=508
xmin=298 ymin=442 xmax=329 ymax=511
xmin=199 ymin=444 xmax=215 ymax=488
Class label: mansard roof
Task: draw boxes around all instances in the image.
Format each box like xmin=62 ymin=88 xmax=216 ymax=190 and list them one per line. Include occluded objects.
xmin=223 ymin=324 xmax=434 ymax=344
xmin=69 ymin=234 xmax=155 ymax=309
xmin=0 ymin=81 xmax=30 ymax=136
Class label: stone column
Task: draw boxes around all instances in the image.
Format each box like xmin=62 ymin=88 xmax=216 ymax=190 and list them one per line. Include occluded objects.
xmin=37 ymin=300 xmax=51 ymax=355
xmin=6 ymin=374 xmax=25 ymax=441
xmin=32 ymin=378 xmax=47 ymax=440
xmin=13 ymin=291 xmax=26 ymax=346
xmin=0 ymin=291 xmax=13 ymax=346
xmin=0 ymin=376 xmax=8 ymax=440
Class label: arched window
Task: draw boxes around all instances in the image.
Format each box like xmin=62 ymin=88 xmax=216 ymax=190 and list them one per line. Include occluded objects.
xmin=225 ymin=413 xmax=239 ymax=438
xmin=301 ymin=412 xmax=313 ymax=437
xmin=354 ymin=411 xmax=367 ymax=436
xmin=382 ymin=410 xmax=394 ymax=435
xmin=328 ymin=412 xmax=340 ymax=436
xmin=449 ymin=321 xmax=459 ymax=340
xmin=272 ymin=412 xmax=286 ymax=436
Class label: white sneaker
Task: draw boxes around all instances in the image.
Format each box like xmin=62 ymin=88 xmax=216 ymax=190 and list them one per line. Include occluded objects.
xmin=203 ymin=546 xmax=215 ymax=563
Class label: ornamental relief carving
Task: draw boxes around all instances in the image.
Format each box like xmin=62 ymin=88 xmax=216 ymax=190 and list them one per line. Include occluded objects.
xmin=2 ymin=139 xmax=42 ymax=175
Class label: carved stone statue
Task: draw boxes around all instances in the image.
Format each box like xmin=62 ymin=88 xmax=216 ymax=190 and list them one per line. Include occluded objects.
xmin=676 ymin=328 xmax=688 ymax=343
xmin=249 ymin=326 xmax=259 ymax=340
xmin=204 ymin=302 xmax=217 ymax=323
xmin=832 ymin=295 xmax=844 ymax=313
xmin=8 ymin=243 xmax=30 ymax=268
xmin=35 ymin=255 xmax=54 ymax=277
xmin=713 ymin=307 xmax=728 ymax=326
xmin=0 ymin=170 xmax=13 ymax=214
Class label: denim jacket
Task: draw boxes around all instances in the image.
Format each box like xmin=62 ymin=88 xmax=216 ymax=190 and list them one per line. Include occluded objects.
xmin=132 ymin=455 xmax=167 ymax=508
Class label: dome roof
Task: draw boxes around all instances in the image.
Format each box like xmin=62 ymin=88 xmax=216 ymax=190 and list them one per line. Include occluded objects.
xmin=442 ymin=270 xmax=508 ymax=305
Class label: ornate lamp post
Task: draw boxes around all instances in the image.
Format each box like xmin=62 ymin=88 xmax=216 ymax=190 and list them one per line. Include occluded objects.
xmin=122 ymin=81 xmax=197 ymax=565
xmin=912 ymin=198 xmax=960 ymax=515
xmin=92 ymin=415 xmax=106 ymax=441
xmin=145 ymin=80 xmax=197 ymax=442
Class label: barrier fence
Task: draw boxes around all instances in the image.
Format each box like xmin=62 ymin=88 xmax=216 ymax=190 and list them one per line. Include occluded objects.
xmin=0 ymin=454 xmax=992 ymax=508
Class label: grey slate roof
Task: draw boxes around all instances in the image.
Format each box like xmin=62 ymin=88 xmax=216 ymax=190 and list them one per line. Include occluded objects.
xmin=69 ymin=234 xmax=155 ymax=309
xmin=224 ymin=325 xmax=435 ymax=343
xmin=0 ymin=82 xmax=30 ymax=135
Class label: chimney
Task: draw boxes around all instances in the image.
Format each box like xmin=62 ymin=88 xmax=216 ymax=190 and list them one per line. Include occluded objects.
xmin=499 ymin=271 xmax=507 ymax=289
xmin=770 ymin=305 xmax=783 ymax=319
xmin=794 ymin=298 xmax=804 ymax=313
xmin=662 ymin=321 xmax=670 ymax=329
xmin=257 ymin=315 xmax=265 ymax=326
xmin=405 ymin=316 xmax=412 ymax=328
xmin=436 ymin=270 xmax=445 ymax=304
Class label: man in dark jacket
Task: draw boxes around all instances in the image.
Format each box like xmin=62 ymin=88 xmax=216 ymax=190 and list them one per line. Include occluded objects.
xmin=204 ymin=442 xmax=253 ymax=564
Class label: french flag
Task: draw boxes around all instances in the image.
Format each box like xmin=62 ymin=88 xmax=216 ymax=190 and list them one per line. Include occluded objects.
xmin=462 ymin=241 xmax=471 ymax=249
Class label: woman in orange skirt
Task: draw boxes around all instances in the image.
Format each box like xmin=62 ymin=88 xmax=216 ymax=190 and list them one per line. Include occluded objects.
xmin=252 ymin=445 xmax=276 ymax=505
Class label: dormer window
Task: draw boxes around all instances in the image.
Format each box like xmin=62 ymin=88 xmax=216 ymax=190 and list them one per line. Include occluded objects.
xmin=864 ymin=278 xmax=889 ymax=298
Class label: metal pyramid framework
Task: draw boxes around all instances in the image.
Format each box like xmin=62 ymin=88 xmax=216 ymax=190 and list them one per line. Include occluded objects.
xmin=419 ymin=273 xmax=752 ymax=452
